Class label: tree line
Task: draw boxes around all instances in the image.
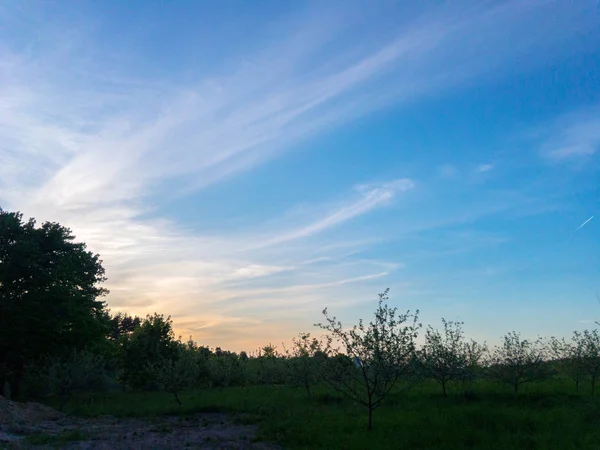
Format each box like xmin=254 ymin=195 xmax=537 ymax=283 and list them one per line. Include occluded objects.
xmin=2 ymin=209 xmax=600 ymax=430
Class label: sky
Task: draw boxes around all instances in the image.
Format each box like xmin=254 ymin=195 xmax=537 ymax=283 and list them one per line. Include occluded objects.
xmin=1 ymin=0 xmax=599 ymax=351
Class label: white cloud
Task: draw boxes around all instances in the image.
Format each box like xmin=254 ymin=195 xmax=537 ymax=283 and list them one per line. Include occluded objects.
xmin=438 ymin=164 xmax=460 ymax=180
xmin=256 ymin=179 xmax=414 ymax=247
xmin=541 ymin=107 xmax=600 ymax=162
xmin=475 ymin=164 xmax=494 ymax=173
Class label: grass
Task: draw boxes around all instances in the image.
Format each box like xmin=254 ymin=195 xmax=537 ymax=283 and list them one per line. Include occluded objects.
xmin=42 ymin=379 xmax=600 ymax=449
xmin=23 ymin=430 xmax=85 ymax=446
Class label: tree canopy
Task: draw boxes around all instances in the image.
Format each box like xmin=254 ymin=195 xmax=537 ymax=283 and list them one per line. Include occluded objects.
xmin=0 ymin=209 xmax=109 ymax=397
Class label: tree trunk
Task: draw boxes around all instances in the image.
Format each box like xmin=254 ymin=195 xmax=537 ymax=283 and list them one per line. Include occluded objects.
xmin=592 ymin=374 xmax=596 ymax=396
xmin=513 ymin=381 xmax=518 ymax=394
xmin=304 ymin=380 xmax=312 ymax=397
xmin=442 ymin=381 xmax=447 ymax=397
xmin=11 ymin=366 xmax=23 ymax=401
xmin=2 ymin=381 xmax=10 ymax=400
xmin=173 ymin=391 xmax=183 ymax=407
xmin=59 ymin=394 xmax=72 ymax=411
xmin=367 ymin=394 xmax=373 ymax=431
xmin=0 ymin=364 xmax=7 ymax=399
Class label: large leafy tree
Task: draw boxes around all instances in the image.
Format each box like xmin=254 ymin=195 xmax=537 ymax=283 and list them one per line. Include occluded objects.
xmin=0 ymin=209 xmax=108 ymax=398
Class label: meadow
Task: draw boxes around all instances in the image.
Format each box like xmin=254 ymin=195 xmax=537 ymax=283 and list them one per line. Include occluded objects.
xmin=44 ymin=379 xmax=600 ymax=450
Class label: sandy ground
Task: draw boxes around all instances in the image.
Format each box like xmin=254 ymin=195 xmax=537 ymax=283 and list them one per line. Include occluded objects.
xmin=0 ymin=396 xmax=278 ymax=449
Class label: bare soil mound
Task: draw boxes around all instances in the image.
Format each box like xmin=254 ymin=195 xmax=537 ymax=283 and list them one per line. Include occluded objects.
xmin=0 ymin=395 xmax=67 ymax=436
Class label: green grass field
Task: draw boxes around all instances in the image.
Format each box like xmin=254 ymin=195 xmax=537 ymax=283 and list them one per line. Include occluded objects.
xmin=43 ymin=379 xmax=600 ymax=449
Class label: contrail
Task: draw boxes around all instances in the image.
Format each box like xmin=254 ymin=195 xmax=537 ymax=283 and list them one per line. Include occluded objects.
xmin=575 ymin=215 xmax=594 ymax=232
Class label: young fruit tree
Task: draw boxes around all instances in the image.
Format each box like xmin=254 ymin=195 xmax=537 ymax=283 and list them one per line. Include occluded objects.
xmin=548 ymin=335 xmax=586 ymax=392
xmin=460 ymin=339 xmax=488 ymax=394
xmin=285 ymin=332 xmax=331 ymax=397
xmin=119 ymin=314 xmax=179 ymax=390
xmin=419 ymin=319 xmax=471 ymax=397
xmin=315 ymin=289 xmax=420 ymax=430
xmin=30 ymin=349 xmax=108 ymax=410
xmin=486 ymin=331 xmax=551 ymax=393
xmin=573 ymin=329 xmax=600 ymax=395
xmin=148 ymin=342 xmax=201 ymax=407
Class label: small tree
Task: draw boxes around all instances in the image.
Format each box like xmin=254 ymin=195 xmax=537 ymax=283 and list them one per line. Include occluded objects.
xmin=285 ymin=332 xmax=330 ymax=397
xmin=316 ymin=289 xmax=420 ymax=430
xmin=261 ymin=344 xmax=278 ymax=359
xmin=486 ymin=331 xmax=550 ymax=393
xmin=419 ymin=319 xmax=467 ymax=397
xmin=149 ymin=343 xmax=200 ymax=407
xmin=548 ymin=335 xmax=586 ymax=392
xmin=254 ymin=344 xmax=286 ymax=385
xmin=186 ymin=341 xmax=213 ymax=388
xmin=107 ymin=312 xmax=141 ymax=342
xmin=460 ymin=339 xmax=488 ymax=394
xmin=208 ymin=350 xmax=246 ymax=388
xmin=35 ymin=350 xmax=108 ymax=410
xmin=119 ymin=314 xmax=178 ymax=390
xmin=574 ymin=329 xmax=600 ymax=395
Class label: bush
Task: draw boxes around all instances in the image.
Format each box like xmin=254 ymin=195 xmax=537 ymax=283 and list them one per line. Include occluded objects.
xmin=25 ymin=350 xmax=109 ymax=409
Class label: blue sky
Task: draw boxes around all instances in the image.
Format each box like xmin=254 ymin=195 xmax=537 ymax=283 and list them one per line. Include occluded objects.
xmin=1 ymin=0 xmax=599 ymax=350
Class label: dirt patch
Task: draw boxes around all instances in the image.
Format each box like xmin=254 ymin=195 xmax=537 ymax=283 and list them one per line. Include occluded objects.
xmin=0 ymin=396 xmax=277 ymax=449
xmin=0 ymin=394 xmax=68 ymax=436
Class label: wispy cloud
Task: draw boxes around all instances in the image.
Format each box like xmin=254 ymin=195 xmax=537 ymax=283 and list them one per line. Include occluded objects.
xmin=256 ymin=179 xmax=414 ymax=247
xmin=438 ymin=164 xmax=460 ymax=180
xmin=2 ymin=1 xmax=595 ymax=208
xmin=540 ymin=107 xmax=600 ymax=163
xmin=475 ymin=164 xmax=494 ymax=173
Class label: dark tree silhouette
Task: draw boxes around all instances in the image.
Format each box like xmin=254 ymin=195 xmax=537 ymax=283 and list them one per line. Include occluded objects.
xmin=107 ymin=312 xmax=142 ymax=341
xmin=0 ymin=209 xmax=108 ymax=399
xmin=119 ymin=313 xmax=178 ymax=390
